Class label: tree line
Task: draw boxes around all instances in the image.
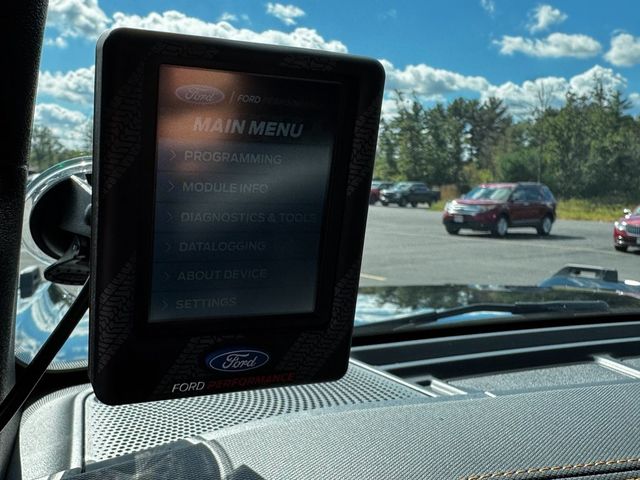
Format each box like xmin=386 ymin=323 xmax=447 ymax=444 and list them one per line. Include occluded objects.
xmin=28 ymin=124 xmax=91 ymax=173
xmin=374 ymin=82 xmax=640 ymax=202
xmin=29 ymin=81 xmax=640 ymax=203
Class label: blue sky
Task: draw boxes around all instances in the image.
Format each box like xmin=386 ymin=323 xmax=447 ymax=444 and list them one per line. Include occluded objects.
xmin=36 ymin=0 xmax=640 ymax=147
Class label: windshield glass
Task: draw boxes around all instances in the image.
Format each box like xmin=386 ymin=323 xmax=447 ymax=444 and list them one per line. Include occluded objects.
xmin=465 ymin=186 xmax=513 ymax=201
xmin=18 ymin=0 xmax=640 ymax=355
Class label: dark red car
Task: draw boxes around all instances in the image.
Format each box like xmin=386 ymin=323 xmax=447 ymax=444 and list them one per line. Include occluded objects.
xmin=613 ymin=205 xmax=640 ymax=252
xmin=442 ymin=182 xmax=557 ymax=237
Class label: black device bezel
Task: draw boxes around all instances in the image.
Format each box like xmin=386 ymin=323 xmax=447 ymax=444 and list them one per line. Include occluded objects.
xmin=90 ymin=28 xmax=384 ymax=404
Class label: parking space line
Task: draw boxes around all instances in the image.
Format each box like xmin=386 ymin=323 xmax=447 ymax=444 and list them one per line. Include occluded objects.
xmin=360 ymin=273 xmax=387 ymax=282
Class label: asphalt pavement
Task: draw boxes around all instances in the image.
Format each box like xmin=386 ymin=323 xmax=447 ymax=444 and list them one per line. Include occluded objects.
xmin=360 ymin=204 xmax=639 ymax=287
xmin=19 ymin=203 xmax=637 ymax=289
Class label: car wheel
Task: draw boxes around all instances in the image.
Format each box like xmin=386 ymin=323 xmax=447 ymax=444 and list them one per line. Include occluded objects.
xmin=411 ymin=202 xmax=418 ymax=208
xmin=369 ymin=194 xmax=377 ymax=205
xmin=381 ymin=200 xmax=389 ymax=206
xmin=445 ymin=225 xmax=460 ymax=235
xmin=398 ymin=198 xmax=407 ymax=207
xmin=492 ymin=216 xmax=508 ymax=237
xmin=615 ymin=245 xmax=628 ymax=252
xmin=537 ymin=215 xmax=553 ymax=236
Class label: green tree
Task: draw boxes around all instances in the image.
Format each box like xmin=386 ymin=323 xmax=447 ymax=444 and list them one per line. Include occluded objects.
xmin=439 ymin=98 xmax=471 ymax=185
xmin=529 ymin=82 xmax=638 ymax=200
xmin=374 ymin=119 xmax=400 ymax=180
xmin=373 ymin=80 xmax=640 ymax=203
xmin=468 ymin=97 xmax=511 ymax=174
xmin=497 ymin=148 xmax=539 ymax=182
xmin=373 ymin=119 xmax=399 ymax=180
xmin=81 ymin=118 xmax=94 ymax=155
xmin=581 ymin=88 xmax=634 ymax=199
xmin=424 ymin=103 xmax=458 ymax=185
xmin=394 ymin=95 xmax=429 ymax=182
xmin=29 ymin=125 xmax=68 ymax=172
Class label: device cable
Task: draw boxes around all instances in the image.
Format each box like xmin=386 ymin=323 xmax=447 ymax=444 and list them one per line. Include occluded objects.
xmin=0 ymin=282 xmax=89 ymax=432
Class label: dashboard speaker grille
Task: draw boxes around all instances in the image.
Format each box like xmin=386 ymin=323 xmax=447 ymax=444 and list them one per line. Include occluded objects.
xmin=85 ymin=363 xmax=424 ymax=462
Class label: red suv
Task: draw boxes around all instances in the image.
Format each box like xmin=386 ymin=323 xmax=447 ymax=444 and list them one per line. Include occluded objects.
xmin=613 ymin=205 xmax=640 ymax=252
xmin=442 ymin=182 xmax=557 ymax=237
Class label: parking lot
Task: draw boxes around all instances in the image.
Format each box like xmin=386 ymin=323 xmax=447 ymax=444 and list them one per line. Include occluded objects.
xmin=19 ymin=203 xmax=638 ymax=289
xmin=360 ymin=204 xmax=639 ymax=287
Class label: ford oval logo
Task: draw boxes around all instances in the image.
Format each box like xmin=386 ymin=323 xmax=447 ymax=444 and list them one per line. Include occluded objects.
xmin=175 ymin=84 xmax=225 ymax=104
xmin=206 ymin=349 xmax=270 ymax=372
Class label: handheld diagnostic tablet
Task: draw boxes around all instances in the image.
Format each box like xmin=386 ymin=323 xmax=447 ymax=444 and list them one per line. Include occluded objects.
xmin=90 ymin=28 xmax=384 ymax=405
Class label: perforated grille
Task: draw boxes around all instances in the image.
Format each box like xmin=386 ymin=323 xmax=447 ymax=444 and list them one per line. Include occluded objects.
xmin=85 ymin=364 xmax=424 ymax=461
xmin=450 ymin=363 xmax=625 ymax=392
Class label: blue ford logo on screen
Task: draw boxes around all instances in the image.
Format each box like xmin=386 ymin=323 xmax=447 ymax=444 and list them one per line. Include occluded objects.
xmin=206 ymin=349 xmax=270 ymax=372
xmin=175 ymin=84 xmax=225 ymax=104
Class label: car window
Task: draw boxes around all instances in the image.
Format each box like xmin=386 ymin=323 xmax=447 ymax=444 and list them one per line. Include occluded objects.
xmin=466 ymin=186 xmax=513 ymax=201
xmin=541 ymin=186 xmax=556 ymax=203
xmin=524 ymin=186 xmax=543 ymax=202
xmin=19 ymin=0 xmax=640 ymax=350
xmin=511 ymin=189 xmax=526 ymax=202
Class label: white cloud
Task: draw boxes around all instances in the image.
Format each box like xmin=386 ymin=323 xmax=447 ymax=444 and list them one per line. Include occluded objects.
xmin=38 ymin=66 xmax=95 ymax=105
xmin=378 ymin=9 xmax=398 ymax=20
xmin=35 ymin=6 xmax=636 ymax=139
xmin=528 ymin=4 xmax=567 ymax=33
xmin=46 ymin=0 xmax=109 ymax=46
xmin=111 ymin=11 xmax=346 ymax=52
xmin=45 ymin=36 xmax=68 ymax=48
xmin=33 ymin=59 xmax=634 ymax=148
xmin=34 ymin=103 xmax=90 ymax=149
xmin=44 ymin=4 xmax=337 ymax=51
xmin=218 ymin=12 xmax=238 ymax=23
xmin=35 ymin=103 xmax=86 ymax=125
xmin=482 ymin=65 xmax=627 ymax=118
xmin=380 ymin=96 xmax=416 ymax=121
xmin=569 ymin=65 xmax=626 ymax=94
xmin=380 ymin=98 xmax=399 ymax=120
xmin=496 ymin=33 xmax=601 ymax=58
xmin=266 ymin=3 xmax=305 ymax=26
xmin=604 ymin=33 xmax=640 ymax=67
xmin=380 ymin=61 xmax=627 ymax=120
xmin=482 ymin=76 xmax=568 ymax=117
xmin=381 ymin=59 xmax=490 ymax=100
xmin=480 ymin=0 xmax=495 ymax=16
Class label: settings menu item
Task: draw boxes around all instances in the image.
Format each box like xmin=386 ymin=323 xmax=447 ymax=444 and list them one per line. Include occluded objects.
xmin=148 ymin=65 xmax=341 ymax=322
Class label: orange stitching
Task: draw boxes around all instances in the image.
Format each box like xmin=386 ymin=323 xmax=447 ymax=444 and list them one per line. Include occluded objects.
xmin=463 ymin=457 xmax=640 ymax=480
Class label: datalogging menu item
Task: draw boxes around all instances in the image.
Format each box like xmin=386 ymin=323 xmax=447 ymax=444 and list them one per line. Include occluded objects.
xmin=149 ymin=65 xmax=340 ymax=322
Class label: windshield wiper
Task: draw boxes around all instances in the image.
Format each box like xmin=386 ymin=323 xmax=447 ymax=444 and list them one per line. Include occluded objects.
xmin=355 ymin=300 xmax=610 ymax=335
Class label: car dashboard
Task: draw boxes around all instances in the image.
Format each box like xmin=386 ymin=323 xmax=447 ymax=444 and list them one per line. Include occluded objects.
xmin=9 ymin=318 xmax=640 ymax=479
